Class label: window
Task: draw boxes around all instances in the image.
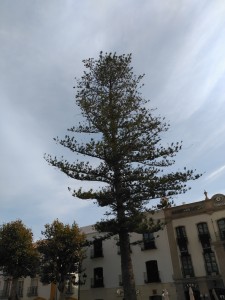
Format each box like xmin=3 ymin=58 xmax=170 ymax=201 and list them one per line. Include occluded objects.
xmin=142 ymin=233 xmax=156 ymax=250
xmin=145 ymin=260 xmax=160 ymax=283
xmin=204 ymin=252 xmax=219 ymax=275
xmin=17 ymin=280 xmax=24 ymax=297
xmin=181 ymin=255 xmax=194 ymax=277
xmin=92 ymin=267 xmax=104 ymax=288
xmin=176 ymin=226 xmax=188 ymax=253
xmin=197 ymin=222 xmax=211 ymax=249
xmin=3 ymin=279 xmax=11 ymax=298
xmin=91 ymin=240 xmax=103 ymax=258
xmin=27 ymin=278 xmax=38 ymax=297
xmin=178 ymin=242 xmax=189 ymax=254
xmin=217 ymin=219 xmax=225 ymax=240
xmin=176 ymin=226 xmax=187 ymax=239
xmin=197 ymin=222 xmax=209 ymax=235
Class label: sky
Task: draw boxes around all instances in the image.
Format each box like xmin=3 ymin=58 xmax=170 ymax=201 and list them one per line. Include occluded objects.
xmin=1 ymin=0 xmax=225 ymax=240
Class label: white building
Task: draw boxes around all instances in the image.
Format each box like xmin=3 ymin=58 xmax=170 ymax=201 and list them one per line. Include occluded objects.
xmin=80 ymin=193 xmax=225 ymax=300
xmin=165 ymin=193 xmax=225 ymax=300
xmin=0 ymin=193 xmax=225 ymax=300
xmin=0 ymin=275 xmax=56 ymax=300
xmin=81 ymin=210 xmax=175 ymax=300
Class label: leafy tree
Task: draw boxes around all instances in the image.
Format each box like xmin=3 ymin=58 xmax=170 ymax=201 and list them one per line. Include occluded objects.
xmin=0 ymin=220 xmax=39 ymax=300
xmin=45 ymin=52 xmax=201 ymax=300
xmin=37 ymin=219 xmax=86 ymax=300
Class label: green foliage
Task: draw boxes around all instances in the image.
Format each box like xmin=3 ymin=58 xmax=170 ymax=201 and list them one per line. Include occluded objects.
xmin=45 ymin=52 xmax=201 ymax=234
xmin=0 ymin=220 xmax=39 ymax=278
xmin=37 ymin=219 xmax=86 ymax=289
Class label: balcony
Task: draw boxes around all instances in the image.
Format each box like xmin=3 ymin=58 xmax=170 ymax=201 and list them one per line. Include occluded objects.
xmin=27 ymin=286 xmax=38 ymax=297
xmin=17 ymin=289 xmax=23 ymax=297
xmin=90 ymin=248 xmax=103 ymax=259
xmin=91 ymin=278 xmax=104 ymax=288
xmin=198 ymin=233 xmax=211 ymax=242
xmin=208 ymin=272 xmax=219 ymax=277
xmin=141 ymin=240 xmax=156 ymax=251
xmin=65 ymin=287 xmax=76 ymax=295
xmin=144 ymin=272 xmax=161 ymax=283
xmin=181 ymin=269 xmax=195 ymax=278
xmin=0 ymin=288 xmax=23 ymax=298
xmin=177 ymin=236 xmax=188 ymax=244
xmin=0 ymin=290 xmax=10 ymax=299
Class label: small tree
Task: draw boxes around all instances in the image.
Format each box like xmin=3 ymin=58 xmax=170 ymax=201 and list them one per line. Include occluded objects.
xmin=45 ymin=52 xmax=201 ymax=300
xmin=0 ymin=220 xmax=39 ymax=300
xmin=37 ymin=219 xmax=86 ymax=300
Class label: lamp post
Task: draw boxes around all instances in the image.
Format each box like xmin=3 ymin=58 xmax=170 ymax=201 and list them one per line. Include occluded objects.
xmin=71 ymin=272 xmax=87 ymax=300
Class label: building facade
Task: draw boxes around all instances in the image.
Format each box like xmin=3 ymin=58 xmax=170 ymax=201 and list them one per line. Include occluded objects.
xmin=0 ymin=273 xmax=79 ymax=300
xmin=81 ymin=210 xmax=175 ymax=300
xmin=0 ymin=193 xmax=224 ymax=300
xmin=80 ymin=193 xmax=225 ymax=300
xmin=165 ymin=193 xmax=225 ymax=300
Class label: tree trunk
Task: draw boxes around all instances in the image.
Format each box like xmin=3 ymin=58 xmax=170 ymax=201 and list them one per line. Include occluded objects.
xmin=9 ymin=278 xmax=19 ymax=300
xmin=58 ymin=280 xmax=66 ymax=300
xmin=58 ymin=290 xmax=66 ymax=300
xmin=119 ymin=229 xmax=137 ymax=300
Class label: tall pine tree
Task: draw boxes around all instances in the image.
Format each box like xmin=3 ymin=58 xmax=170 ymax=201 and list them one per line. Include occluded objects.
xmin=45 ymin=52 xmax=201 ymax=300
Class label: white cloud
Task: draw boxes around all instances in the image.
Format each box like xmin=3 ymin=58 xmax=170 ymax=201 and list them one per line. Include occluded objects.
xmin=206 ymin=165 xmax=225 ymax=181
xmin=0 ymin=0 xmax=225 ymax=234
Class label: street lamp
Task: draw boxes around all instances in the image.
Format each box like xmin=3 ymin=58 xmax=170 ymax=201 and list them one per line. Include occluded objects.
xmin=71 ymin=273 xmax=87 ymax=300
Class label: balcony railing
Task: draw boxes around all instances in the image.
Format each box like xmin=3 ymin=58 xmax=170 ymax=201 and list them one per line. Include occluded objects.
xmin=17 ymin=289 xmax=23 ymax=297
xmin=144 ymin=272 xmax=161 ymax=283
xmin=198 ymin=232 xmax=211 ymax=241
xmin=208 ymin=271 xmax=219 ymax=277
xmin=66 ymin=287 xmax=76 ymax=295
xmin=27 ymin=286 xmax=38 ymax=297
xmin=181 ymin=268 xmax=195 ymax=278
xmin=0 ymin=290 xmax=10 ymax=299
xmin=141 ymin=240 xmax=156 ymax=251
xmin=90 ymin=248 xmax=103 ymax=258
xmin=0 ymin=289 xmax=23 ymax=299
xmin=91 ymin=278 xmax=104 ymax=288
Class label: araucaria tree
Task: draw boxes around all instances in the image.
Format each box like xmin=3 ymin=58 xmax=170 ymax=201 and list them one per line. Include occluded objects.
xmin=0 ymin=220 xmax=39 ymax=300
xmin=45 ymin=52 xmax=201 ymax=300
xmin=37 ymin=219 xmax=86 ymax=300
